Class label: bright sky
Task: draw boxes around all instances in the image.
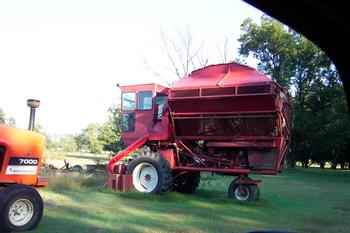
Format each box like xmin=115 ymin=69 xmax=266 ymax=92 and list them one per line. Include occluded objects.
xmin=0 ymin=0 xmax=262 ymax=136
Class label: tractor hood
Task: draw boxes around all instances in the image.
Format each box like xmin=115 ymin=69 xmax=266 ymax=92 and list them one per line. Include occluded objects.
xmin=0 ymin=125 xmax=45 ymax=157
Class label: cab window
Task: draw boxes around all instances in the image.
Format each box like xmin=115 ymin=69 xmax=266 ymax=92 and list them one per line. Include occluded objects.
xmin=155 ymin=95 xmax=167 ymax=120
xmin=122 ymin=112 xmax=135 ymax=132
xmin=122 ymin=92 xmax=136 ymax=111
xmin=137 ymin=91 xmax=153 ymax=110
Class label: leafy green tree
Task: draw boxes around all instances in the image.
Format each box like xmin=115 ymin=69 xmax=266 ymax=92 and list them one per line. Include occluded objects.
xmin=239 ymin=16 xmax=294 ymax=88
xmin=74 ymin=133 xmax=89 ymax=151
xmin=59 ymin=135 xmax=78 ymax=152
xmin=82 ymin=123 xmax=104 ymax=154
xmin=99 ymin=107 xmax=123 ymax=153
xmin=74 ymin=107 xmax=122 ymax=154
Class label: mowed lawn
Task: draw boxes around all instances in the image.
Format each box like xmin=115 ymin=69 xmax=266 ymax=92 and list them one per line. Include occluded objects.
xmin=31 ymin=168 xmax=350 ymax=233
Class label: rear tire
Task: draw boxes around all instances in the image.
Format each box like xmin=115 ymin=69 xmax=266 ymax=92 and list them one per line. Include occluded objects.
xmin=173 ymin=172 xmax=200 ymax=194
xmin=127 ymin=147 xmax=172 ymax=194
xmin=0 ymin=185 xmax=44 ymax=232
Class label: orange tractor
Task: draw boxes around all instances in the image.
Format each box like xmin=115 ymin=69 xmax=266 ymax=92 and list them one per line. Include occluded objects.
xmin=0 ymin=99 xmax=47 ymax=232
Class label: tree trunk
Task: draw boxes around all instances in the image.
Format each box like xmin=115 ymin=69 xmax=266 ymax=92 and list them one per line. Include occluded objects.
xmin=340 ymin=162 xmax=345 ymax=170
xmin=320 ymin=161 xmax=325 ymax=169
xmin=286 ymin=157 xmax=296 ymax=168
xmin=302 ymin=160 xmax=309 ymax=168
xmin=331 ymin=162 xmax=337 ymax=169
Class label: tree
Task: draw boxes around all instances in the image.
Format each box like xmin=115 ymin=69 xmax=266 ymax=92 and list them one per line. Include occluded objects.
xmin=7 ymin=117 xmax=16 ymax=127
xmin=0 ymin=108 xmax=5 ymax=124
xmin=145 ymin=28 xmax=232 ymax=82
xmin=0 ymin=108 xmax=16 ymax=127
xmin=81 ymin=123 xmax=104 ymax=154
xmin=99 ymin=107 xmax=123 ymax=153
xmin=74 ymin=106 xmax=123 ymax=154
xmin=160 ymin=28 xmax=208 ymax=79
xmin=59 ymin=135 xmax=78 ymax=152
xmin=239 ymin=16 xmax=295 ymax=88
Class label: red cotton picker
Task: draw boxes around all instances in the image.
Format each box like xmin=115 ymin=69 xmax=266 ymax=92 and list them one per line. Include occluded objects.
xmin=107 ymin=62 xmax=291 ymax=202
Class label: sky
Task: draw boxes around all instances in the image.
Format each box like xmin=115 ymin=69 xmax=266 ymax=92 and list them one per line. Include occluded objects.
xmin=0 ymin=0 xmax=263 ymax=136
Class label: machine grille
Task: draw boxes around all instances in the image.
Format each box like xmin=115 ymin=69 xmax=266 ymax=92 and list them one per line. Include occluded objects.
xmin=201 ymin=87 xmax=235 ymax=96
xmin=237 ymin=85 xmax=271 ymax=95
xmin=171 ymin=89 xmax=200 ymax=98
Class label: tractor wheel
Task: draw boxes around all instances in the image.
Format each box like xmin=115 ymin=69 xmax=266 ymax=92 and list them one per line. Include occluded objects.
xmin=0 ymin=185 xmax=44 ymax=232
xmin=173 ymin=172 xmax=200 ymax=194
xmin=228 ymin=182 xmax=259 ymax=202
xmin=127 ymin=148 xmax=172 ymax=194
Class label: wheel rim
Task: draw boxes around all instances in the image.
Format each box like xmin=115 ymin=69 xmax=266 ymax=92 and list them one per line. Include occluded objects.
xmin=234 ymin=185 xmax=250 ymax=201
xmin=8 ymin=199 xmax=34 ymax=227
xmin=132 ymin=162 xmax=159 ymax=193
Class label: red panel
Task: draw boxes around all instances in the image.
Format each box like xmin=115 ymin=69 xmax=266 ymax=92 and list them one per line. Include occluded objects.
xmin=122 ymin=110 xmax=153 ymax=145
xmin=107 ymin=174 xmax=133 ymax=192
xmin=169 ymin=95 xmax=275 ymax=113
xmin=171 ymin=63 xmax=271 ymax=89
xmin=201 ymin=87 xmax=235 ymax=96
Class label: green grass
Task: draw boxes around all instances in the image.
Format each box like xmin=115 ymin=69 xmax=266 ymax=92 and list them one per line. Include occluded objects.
xmin=32 ymin=168 xmax=350 ymax=233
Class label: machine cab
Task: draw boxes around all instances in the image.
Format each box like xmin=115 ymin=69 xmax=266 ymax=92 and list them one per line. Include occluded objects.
xmin=120 ymin=83 xmax=169 ymax=145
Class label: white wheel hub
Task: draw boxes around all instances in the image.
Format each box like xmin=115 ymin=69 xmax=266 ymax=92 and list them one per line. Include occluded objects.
xmin=8 ymin=199 xmax=34 ymax=227
xmin=234 ymin=185 xmax=250 ymax=201
xmin=132 ymin=162 xmax=159 ymax=193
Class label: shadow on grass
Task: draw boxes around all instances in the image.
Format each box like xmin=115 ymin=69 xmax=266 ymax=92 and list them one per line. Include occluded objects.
xmin=39 ymin=188 xmax=277 ymax=233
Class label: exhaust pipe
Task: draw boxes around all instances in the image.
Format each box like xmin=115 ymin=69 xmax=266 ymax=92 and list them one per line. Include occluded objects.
xmin=27 ymin=99 xmax=40 ymax=131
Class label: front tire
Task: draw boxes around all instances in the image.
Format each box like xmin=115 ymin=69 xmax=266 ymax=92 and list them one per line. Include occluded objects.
xmin=0 ymin=185 xmax=44 ymax=232
xmin=127 ymin=148 xmax=172 ymax=194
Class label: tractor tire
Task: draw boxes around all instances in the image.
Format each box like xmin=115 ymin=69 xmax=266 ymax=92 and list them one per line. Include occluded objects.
xmin=228 ymin=182 xmax=259 ymax=202
xmin=0 ymin=184 xmax=44 ymax=232
xmin=173 ymin=172 xmax=200 ymax=194
xmin=127 ymin=148 xmax=172 ymax=194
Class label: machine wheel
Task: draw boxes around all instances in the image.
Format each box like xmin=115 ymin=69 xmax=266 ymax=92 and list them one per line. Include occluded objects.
xmin=173 ymin=172 xmax=200 ymax=194
xmin=0 ymin=185 xmax=44 ymax=232
xmin=71 ymin=165 xmax=83 ymax=173
xmin=228 ymin=182 xmax=259 ymax=202
xmin=127 ymin=148 xmax=172 ymax=194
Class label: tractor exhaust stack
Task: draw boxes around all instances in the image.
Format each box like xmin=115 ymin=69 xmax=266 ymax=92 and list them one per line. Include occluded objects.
xmin=27 ymin=99 xmax=40 ymax=131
